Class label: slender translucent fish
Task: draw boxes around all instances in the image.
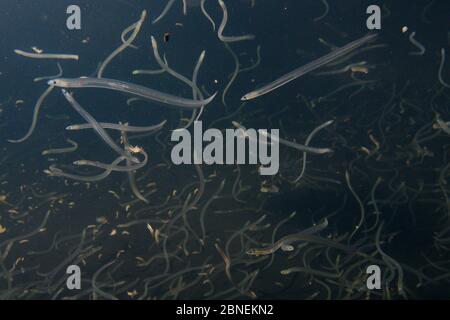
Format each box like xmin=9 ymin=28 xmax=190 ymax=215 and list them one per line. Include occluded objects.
xmin=241 ymin=33 xmax=378 ymax=100
xmin=314 ymin=0 xmax=330 ymax=22
xmin=192 ymin=51 xmax=206 ymax=122
xmin=281 ymin=267 xmax=342 ymax=278
xmin=326 ymin=43 xmax=385 ymax=67
xmin=8 ymin=85 xmax=55 ymax=143
xmin=74 ymin=151 xmax=147 ymax=172
xmin=346 ymin=170 xmax=366 ymax=242
xmin=438 ymin=48 xmax=450 ymax=88
xmin=222 ymin=43 xmax=239 ymax=107
xmin=259 ymin=129 xmax=333 ymax=154
xmin=408 ymin=32 xmax=425 ymax=56
xmin=48 ymin=77 xmax=217 ymax=109
xmin=98 ymin=10 xmax=147 ymax=78
xmin=92 ymin=260 xmax=121 ymax=300
xmin=217 ymin=0 xmax=255 ymax=43
xmin=34 ymin=62 xmax=63 ymax=82
xmin=201 ymin=0 xmax=216 ymax=31
xmin=182 ymin=0 xmax=187 ymax=15
xmin=183 ymin=50 xmax=207 ymax=127
xmin=121 ymin=20 xmax=140 ymax=50
xmin=66 ymin=120 xmax=166 ymax=132
xmin=435 ymin=114 xmax=450 ymax=135
xmin=122 ymin=131 xmax=149 ymax=203
xmin=132 ymin=69 xmax=165 ymax=75
xmin=245 ymin=219 xmax=353 ymax=256
xmin=150 ymin=36 xmax=203 ymax=100
xmin=42 ymin=139 xmax=78 ymax=155
xmin=375 ymin=222 xmax=405 ymax=296
xmin=14 ymin=49 xmax=79 ymax=60
xmin=60 ymin=89 xmax=139 ymax=163
xmin=152 ymin=0 xmax=176 ymax=24
xmin=293 ymin=120 xmax=334 ymax=183
xmin=239 ymin=45 xmax=261 ymax=73
xmin=126 ymin=97 xmax=143 ymax=105
xmin=150 ymin=36 xmax=205 ymax=127
xmin=46 ymin=157 xmax=124 ymax=182
xmin=232 ymin=120 xmax=330 ymax=154
xmin=73 ymin=137 xmax=147 ymax=173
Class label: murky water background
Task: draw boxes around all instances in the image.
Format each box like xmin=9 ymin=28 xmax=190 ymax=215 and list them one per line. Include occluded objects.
xmin=1 ymin=0 xmax=450 ymax=299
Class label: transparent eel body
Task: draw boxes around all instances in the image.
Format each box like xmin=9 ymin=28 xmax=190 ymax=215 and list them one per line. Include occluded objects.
xmin=247 ymin=219 xmax=355 ymax=256
xmin=241 ymin=33 xmax=378 ymax=100
xmin=49 ymin=77 xmax=216 ymax=109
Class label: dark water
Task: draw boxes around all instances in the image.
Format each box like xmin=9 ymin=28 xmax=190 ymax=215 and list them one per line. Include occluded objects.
xmin=0 ymin=0 xmax=450 ymax=300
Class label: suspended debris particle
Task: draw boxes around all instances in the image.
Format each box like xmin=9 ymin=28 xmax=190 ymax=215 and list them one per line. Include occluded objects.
xmin=96 ymin=216 xmax=108 ymax=225
xmin=146 ymin=223 xmax=154 ymax=237
xmin=350 ymin=66 xmax=369 ymax=74
xmin=127 ymin=290 xmax=138 ymax=298
xmin=116 ymin=250 xmax=125 ymax=258
xmin=164 ymin=32 xmax=170 ymax=43
xmin=136 ymin=256 xmax=145 ymax=263
xmin=31 ymin=46 xmax=43 ymax=54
